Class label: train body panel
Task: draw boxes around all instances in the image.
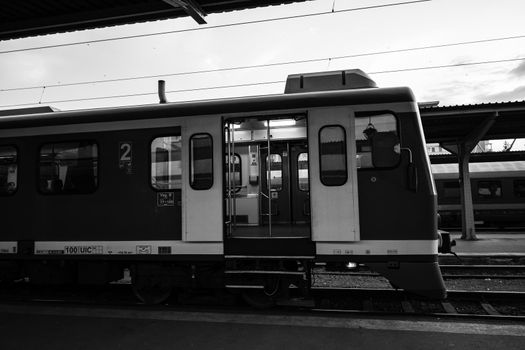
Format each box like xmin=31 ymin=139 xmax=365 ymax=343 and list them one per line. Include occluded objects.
xmin=0 ymin=69 xmax=445 ymax=300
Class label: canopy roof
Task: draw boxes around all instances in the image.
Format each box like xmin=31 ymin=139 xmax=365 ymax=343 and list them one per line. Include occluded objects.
xmin=1 ymin=0 xmax=308 ymax=41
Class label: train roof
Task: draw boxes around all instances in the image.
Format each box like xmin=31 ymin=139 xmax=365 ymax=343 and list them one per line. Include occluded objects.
xmin=0 ymin=86 xmax=415 ymax=130
xmin=432 ymin=161 xmax=525 ymax=179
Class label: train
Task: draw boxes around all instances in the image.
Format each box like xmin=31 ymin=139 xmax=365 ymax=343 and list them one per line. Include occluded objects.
xmin=0 ymin=69 xmax=447 ymax=305
xmin=433 ymin=161 xmax=525 ymax=229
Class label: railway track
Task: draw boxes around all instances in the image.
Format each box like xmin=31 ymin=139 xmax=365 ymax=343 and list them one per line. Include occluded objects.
xmin=315 ymin=264 xmax=525 ymax=280
xmin=2 ymin=258 xmax=524 ymax=320
xmin=441 ymin=265 xmax=525 ymax=279
xmin=310 ymin=287 xmax=525 ymax=320
xmin=1 ymin=284 xmax=523 ymax=321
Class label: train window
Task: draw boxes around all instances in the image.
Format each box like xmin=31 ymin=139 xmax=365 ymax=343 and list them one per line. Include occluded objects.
xmin=443 ymin=181 xmax=460 ymax=198
xmin=477 ymin=181 xmax=502 ymax=198
xmin=0 ymin=146 xmax=17 ymax=196
xmin=266 ymin=154 xmax=283 ymax=191
xmin=225 ymin=153 xmax=242 ymax=191
xmin=355 ymin=113 xmax=397 ymax=169
xmin=39 ymin=141 xmax=98 ymax=194
xmin=190 ymin=134 xmax=213 ymax=190
xmin=513 ymin=180 xmax=525 ymax=197
xmin=319 ymin=125 xmax=347 ymax=186
xmin=297 ymin=152 xmax=309 ymax=191
xmin=151 ymin=136 xmax=182 ymax=190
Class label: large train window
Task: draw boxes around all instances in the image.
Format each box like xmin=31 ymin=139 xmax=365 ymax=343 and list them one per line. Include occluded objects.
xmin=190 ymin=133 xmax=213 ymax=190
xmin=515 ymin=180 xmax=525 ymax=198
xmin=355 ymin=112 xmax=398 ymax=169
xmin=151 ymin=136 xmax=182 ymax=190
xmin=225 ymin=153 xmax=242 ymax=191
xmin=39 ymin=141 xmax=98 ymax=194
xmin=0 ymin=146 xmax=17 ymax=196
xmin=477 ymin=180 xmax=502 ymax=198
xmin=319 ymin=125 xmax=347 ymax=186
xmin=297 ymin=152 xmax=309 ymax=191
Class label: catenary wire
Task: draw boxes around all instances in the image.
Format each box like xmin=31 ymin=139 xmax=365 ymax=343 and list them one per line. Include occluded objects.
xmin=0 ymin=0 xmax=430 ymax=55
xmin=2 ymin=34 xmax=525 ymax=92
xmin=1 ymin=56 xmax=524 ymax=109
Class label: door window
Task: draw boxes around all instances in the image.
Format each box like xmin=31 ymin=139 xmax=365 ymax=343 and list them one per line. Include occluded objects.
xmin=225 ymin=153 xmax=242 ymax=191
xmin=319 ymin=126 xmax=347 ymax=186
xmin=190 ymin=134 xmax=213 ymax=190
xmin=297 ymin=152 xmax=309 ymax=191
xmin=266 ymin=154 xmax=282 ymax=191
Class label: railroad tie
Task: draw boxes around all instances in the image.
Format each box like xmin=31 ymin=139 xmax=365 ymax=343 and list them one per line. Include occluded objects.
xmin=441 ymin=302 xmax=458 ymax=314
xmin=480 ymin=303 xmax=501 ymax=316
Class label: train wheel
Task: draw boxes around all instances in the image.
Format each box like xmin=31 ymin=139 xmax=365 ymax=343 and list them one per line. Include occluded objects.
xmin=132 ymin=267 xmax=172 ymax=305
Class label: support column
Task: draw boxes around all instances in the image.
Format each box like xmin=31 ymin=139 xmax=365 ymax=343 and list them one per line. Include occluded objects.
xmin=457 ymin=143 xmax=475 ymax=240
xmin=440 ymin=112 xmax=498 ymax=240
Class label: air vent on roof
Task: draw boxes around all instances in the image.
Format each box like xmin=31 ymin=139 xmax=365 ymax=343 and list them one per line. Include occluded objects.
xmin=284 ymin=69 xmax=377 ymax=94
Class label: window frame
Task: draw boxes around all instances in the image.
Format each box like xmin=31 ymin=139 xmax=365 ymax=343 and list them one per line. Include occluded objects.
xmin=354 ymin=111 xmax=401 ymax=170
xmin=477 ymin=180 xmax=503 ymax=199
xmin=0 ymin=144 xmax=19 ymax=196
xmin=318 ymin=124 xmax=348 ymax=187
xmin=149 ymin=134 xmax=182 ymax=191
xmin=37 ymin=140 xmax=99 ymax=195
xmin=190 ymin=133 xmax=214 ymax=191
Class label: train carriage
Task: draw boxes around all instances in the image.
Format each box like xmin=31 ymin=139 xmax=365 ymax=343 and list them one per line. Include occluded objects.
xmin=433 ymin=161 xmax=525 ymax=229
xmin=0 ymin=69 xmax=446 ymax=304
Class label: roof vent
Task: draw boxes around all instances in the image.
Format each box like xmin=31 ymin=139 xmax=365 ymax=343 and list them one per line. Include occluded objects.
xmin=284 ymin=69 xmax=377 ymax=94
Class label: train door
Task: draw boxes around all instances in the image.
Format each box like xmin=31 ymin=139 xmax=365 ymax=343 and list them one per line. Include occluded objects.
xmin=182 ymin=116 xmax=223 ymax=243
xmin=224 ymin=116 xmax=312 ymax=246
xmin=308 ymin=107 xmax=360 ymax=242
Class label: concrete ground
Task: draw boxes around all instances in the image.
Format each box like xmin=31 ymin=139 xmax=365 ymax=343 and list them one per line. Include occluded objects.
xmin=0 ymin=303 xmax=524 ymax=350
xmin=447 ymin=232 xmax=525 ymax=254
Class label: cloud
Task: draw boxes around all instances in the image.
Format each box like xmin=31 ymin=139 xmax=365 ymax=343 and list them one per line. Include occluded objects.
xmin=510 ymin=61 xmax=525 ymax=77
xmin=477 ymin=85 xmax=525 ymax=102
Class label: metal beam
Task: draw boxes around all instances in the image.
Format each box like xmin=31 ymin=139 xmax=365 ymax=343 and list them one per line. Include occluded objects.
xmin=162 ymin=0 xmax=207 ymax=24
xmin=430 ymin=150 xmax=525 ymax=164
xmin=420 ymin=104 xmax=525 ymax=117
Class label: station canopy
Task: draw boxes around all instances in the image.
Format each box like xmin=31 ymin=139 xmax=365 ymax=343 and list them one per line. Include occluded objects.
xmin=420 ymin=100 xmax=525 ymax=142
xmin=420 ymin=101 xmax=525 ymax=163
xmin=0 ymin=0 xmax=308 ymax=41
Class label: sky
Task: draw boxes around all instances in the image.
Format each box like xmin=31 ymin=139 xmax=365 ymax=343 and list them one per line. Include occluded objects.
xmin=0 ymin=0 xmax=524 ymax=150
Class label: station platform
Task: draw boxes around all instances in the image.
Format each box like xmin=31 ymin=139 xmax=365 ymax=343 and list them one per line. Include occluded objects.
xmin=445 ymin=232 xmax=525 ymax=255
xmin=0 ymin=303 xmax=524 ymax=350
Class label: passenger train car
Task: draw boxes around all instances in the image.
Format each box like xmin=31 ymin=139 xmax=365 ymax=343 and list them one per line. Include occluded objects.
xmin=433 ymin=161 xmax=525 ymax=229
xmin=0 ymin=70 xmax=446 ymax=304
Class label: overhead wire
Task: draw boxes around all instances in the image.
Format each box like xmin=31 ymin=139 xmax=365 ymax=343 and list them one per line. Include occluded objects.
xmin=0 ymin=0 xmax=430 ymax=55
xmin=2 ymin=34 xmax=525 ymax=92
xmin=0 ymin=80 xmax=285 ymax=108
xmin=1 ymin=56 xmax=524 ymax=109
